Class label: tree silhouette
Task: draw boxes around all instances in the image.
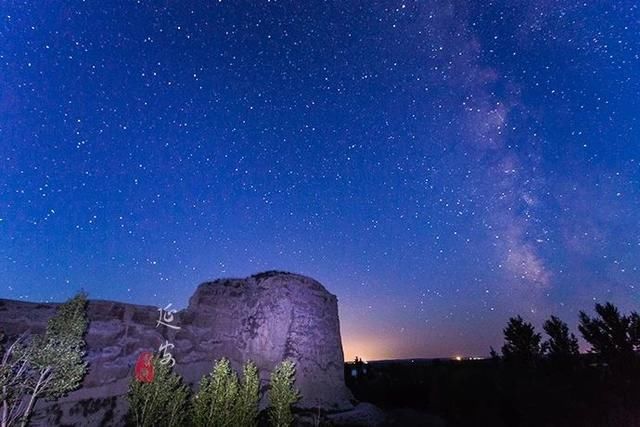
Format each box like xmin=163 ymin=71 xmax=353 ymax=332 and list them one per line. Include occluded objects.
xmin=501 ymin=316 xmax=542 ymax=364
xmin=543 ymin=315 xmax=579 ymax=364
xmin=489 ymin=346 xmax=500 ymax=360
xmin=578 ymin=302 xmax=640 ymax=367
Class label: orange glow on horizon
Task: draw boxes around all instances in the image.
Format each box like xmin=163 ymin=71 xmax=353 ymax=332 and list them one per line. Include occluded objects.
xmin=343 ymin=338 xmax=384 ymax=362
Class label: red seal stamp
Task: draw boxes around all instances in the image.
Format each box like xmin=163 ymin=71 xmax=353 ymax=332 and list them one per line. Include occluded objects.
xmin=134 ymin=351 xmax=155 ymax=382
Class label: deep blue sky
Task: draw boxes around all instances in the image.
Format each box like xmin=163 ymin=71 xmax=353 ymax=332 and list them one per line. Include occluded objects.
xmin=1 ymin=1 xmax=639 ymax=360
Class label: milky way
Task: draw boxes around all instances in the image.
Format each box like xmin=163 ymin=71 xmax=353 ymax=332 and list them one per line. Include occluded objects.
xmin=1 ymin=1 xmax=639 ymax=360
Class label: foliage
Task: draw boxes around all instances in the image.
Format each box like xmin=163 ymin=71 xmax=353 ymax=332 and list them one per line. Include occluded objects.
xmin=346 ymin=305 xmax=640 ymax=427
xmin=489 ymin=346 xmax=500 ymax=360
xmin=1 ymin=292 xmax=89 ymax=427
xmin=44 ymin=293 xmax=89 ymax=348
xmin=501 ymin=316 xmax=543 ymax=365
xmin=543 ymin=315 xmax=579 ymax=364
xmin=191 ymin=358 xmax=239 ymax=427
xmin=0 ymin=333 xmax=30 ymax=427
xmin=237 ymin=361 xmax=260 ymax=427
xmin=127 ymin=355 xmax=190 ymax=427
xmin=129 ymin=357 xmax=261 ymax=427
xmin=268 ymin=360 xmax=300 ymax=427
xmin=578 ymin=302 xmax=640 ymax=367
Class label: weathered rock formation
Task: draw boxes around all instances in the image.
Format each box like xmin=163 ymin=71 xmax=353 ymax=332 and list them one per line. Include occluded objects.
xmin=0 ymin=271 xmax=354 ymax=426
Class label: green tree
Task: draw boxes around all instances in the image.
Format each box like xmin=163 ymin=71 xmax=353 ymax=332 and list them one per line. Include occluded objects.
xmin=543 ymin=315 xmax=579 ymax=364
xmin=268 ymin=360 xmax=300 ymax=427
xmin=127 ymin=355 xmax=189 ymax=427
xmin=237 ymin=361 xmax=260 ymax=427
xmin=191 ymin=358 xmax=239 ymax=427
xmin=1 ymin=292 xmax=90 ymax=427
xmin=501 ymin=316 xmax=543 ymax=365
xmin=578 ymin=302 xmax=640 ymax=367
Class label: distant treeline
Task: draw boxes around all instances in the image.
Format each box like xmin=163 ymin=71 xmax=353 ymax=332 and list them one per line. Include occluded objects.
xmin=347 ymin=301 xmax=640 ymax=427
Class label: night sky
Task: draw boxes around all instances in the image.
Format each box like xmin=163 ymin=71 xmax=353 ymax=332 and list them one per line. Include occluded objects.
xmin=1 ymin=1 xmax=639 ymax=361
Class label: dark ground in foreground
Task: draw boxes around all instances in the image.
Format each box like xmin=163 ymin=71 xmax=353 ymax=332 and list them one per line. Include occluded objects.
xmin=344 ymin=357 xmax=640 ymax=427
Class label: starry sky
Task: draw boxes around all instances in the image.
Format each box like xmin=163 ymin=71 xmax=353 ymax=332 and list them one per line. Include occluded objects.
xmin=1 ymin=1 xmax=639 ymax=361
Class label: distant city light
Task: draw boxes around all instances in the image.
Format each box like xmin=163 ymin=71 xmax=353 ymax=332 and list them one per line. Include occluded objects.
xmin=453 ymin=356 xmax=484 ymax=361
